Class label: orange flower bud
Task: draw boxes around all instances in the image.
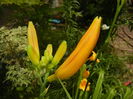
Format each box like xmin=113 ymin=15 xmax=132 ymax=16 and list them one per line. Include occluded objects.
xmin=82 ymin=70 xmax=90 ymax=78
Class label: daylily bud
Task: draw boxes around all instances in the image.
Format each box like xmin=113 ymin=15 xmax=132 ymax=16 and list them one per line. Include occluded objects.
xmin=28 ymin=21 xmax=40 ymax=63
xmin=27 ymin=45 xmax=39 ymax=65
xmin=50 ymin=41 xmax=67 ymax=67
xmin=40 ymin=56 xmax=49 ymax=66
xmin=82 ymin=70 xmax=90 ymax=78
xmin=44 ymin=44 xmax=53 ymax=61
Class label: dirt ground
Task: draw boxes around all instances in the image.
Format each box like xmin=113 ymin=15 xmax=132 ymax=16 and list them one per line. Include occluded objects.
xmin=111 ymin=25 xmax=133 ymax=83
xmin=112 ymin=25 xmax=133 ymax=56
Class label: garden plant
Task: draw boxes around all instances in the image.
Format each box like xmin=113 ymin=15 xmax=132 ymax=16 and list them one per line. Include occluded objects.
xmin=0 ymin=0 xmax=133 ymax=99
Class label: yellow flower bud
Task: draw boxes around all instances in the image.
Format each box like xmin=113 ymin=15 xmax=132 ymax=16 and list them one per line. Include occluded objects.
xmin=49 ymin=41 xmax=67 ymax=69
xmin=28 ymin=21 xmax=40 ymax=63
xmin=44 ymin=44 xmax=53 ymax=61
xmin=27 ymin=45 xmax=39 ymax=65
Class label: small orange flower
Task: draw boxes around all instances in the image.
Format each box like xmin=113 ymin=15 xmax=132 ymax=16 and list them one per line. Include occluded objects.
xmin=88 ymin=51 xmax=97 ymax=61
xmin=79 ymin=79 xmax=91 ymax=91
xmin=88 ymin=51 xmax=100 ymax=63
xmin=82 ymin=70 xmax=90 ymax=78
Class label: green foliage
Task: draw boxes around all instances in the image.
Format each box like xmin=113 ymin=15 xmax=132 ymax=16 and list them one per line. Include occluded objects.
xmin=105 ymin=0 xmax=126 ymax=43
xmin=63 ymin=0 xmax=82 ymax=51
xmin=3 ymin=4 xmax=66 ymax=51
xmin=58 ymin=78 xmax=72 ymax=99
xmin=0 ymin=0 xmax=42 ymax=5
xmin=0 ymin=26 xmax=30 ymax=98
xmin=92 ymin=70 xmax=104 ymax=99
xmin=95 ymin=44 xmax=125 ymax=75
xmin=123 ymin=87 xmax=133 ymax=99
xmin=106 ymin=88 xmax=116 ymax=99
xmin=126 ymin=55 xmax=133 ymax=64
xmin=57 ymin=67 xmax=133 ymax=99
xmin=78 ymin=0 xmax=116 ymax=26
xmin=6 ymin=64 xmax=33 ymax=87
xmin=119 ymin=4 xmax=133 ymax=31
xmin=0 ymin=26 xmax=28 ymax=65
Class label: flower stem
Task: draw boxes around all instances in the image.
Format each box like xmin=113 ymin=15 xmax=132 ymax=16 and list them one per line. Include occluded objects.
xmin=58 ymin=78 xmax=72 ymax=99
xmin=105 ymin=0 xmax=125 ymax=44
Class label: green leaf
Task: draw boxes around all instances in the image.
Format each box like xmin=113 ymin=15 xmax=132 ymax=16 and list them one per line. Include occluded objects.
xmin=92 ymin=70 xmax=104 ymax=99
xmin=106 ymin=88 xmax=116 ymax=99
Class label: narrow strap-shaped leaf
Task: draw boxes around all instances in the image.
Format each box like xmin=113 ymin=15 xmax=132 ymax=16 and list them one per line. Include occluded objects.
xmin=106 ymin=88 xmax=116 ymax=99
xmin=124 ymin=87 xmax=133 ymax=99
xmin=92 ymin=70 xmax=104 ymax=99
xmin=75 ymin=64 xmax=86 ymax=99
xmin=58 ymin=78 xmax=72 ymax=99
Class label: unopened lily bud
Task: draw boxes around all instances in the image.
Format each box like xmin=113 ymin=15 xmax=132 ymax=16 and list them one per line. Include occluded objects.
xmin=51 ymin=41 xmax=67 ymax=66
xmin=40 ymin=56 xmax=49 ymax=66
xmin=83 ymin=70 xmax=90 ymax=78
xmin=27 ymin=45 xmax=39 ymax=65
xmin=28 ymin=21 xmax=40 ymax=60
xmin=44 ymin=44 xmax=53 ymax=61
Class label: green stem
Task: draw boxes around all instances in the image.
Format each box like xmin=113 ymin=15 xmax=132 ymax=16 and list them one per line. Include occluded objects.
xmin=34 ymin=67 xmax=45 ymax=99
xmin=84 ymin=91 xmax=89 ymax=99
xmin=58 ymin=78 xmax=72 ymax=99
xmin=79 ymin=91 xmax=84 ymax=99
xmin=40 ymin=72 xmax=49 ymax=97
xmin=75 ymin=64 xmax=86 ymax=99
xmin=105 ymin=0 xmax=125 ymax=44
xmin=106 ymin=88 xmax=116 ymax=99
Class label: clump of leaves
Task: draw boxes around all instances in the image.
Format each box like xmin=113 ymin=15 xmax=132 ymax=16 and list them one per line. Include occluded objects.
xmin=0 ymin=26 xmax=32 ymax=98
xmin=63 ymin=0 xmax=82 ymax=51
xmin=6 ymin=64 xmax=33 ymax=88
xmin=0 ymin=26 xmax=28 ymax=65
xmin=95 ymin=44 xmax=126 ymax=77
xmin=0 ymin=0 xmax=42 ymax=5
xmin=118 ymin=4 xmax=133 ymax=31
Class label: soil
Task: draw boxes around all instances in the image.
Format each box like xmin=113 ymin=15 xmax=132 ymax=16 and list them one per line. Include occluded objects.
xmin=111 ymin=25 xmax=133 ymax=56
xmin=111 ymin=25 xmax=133 ymax=84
